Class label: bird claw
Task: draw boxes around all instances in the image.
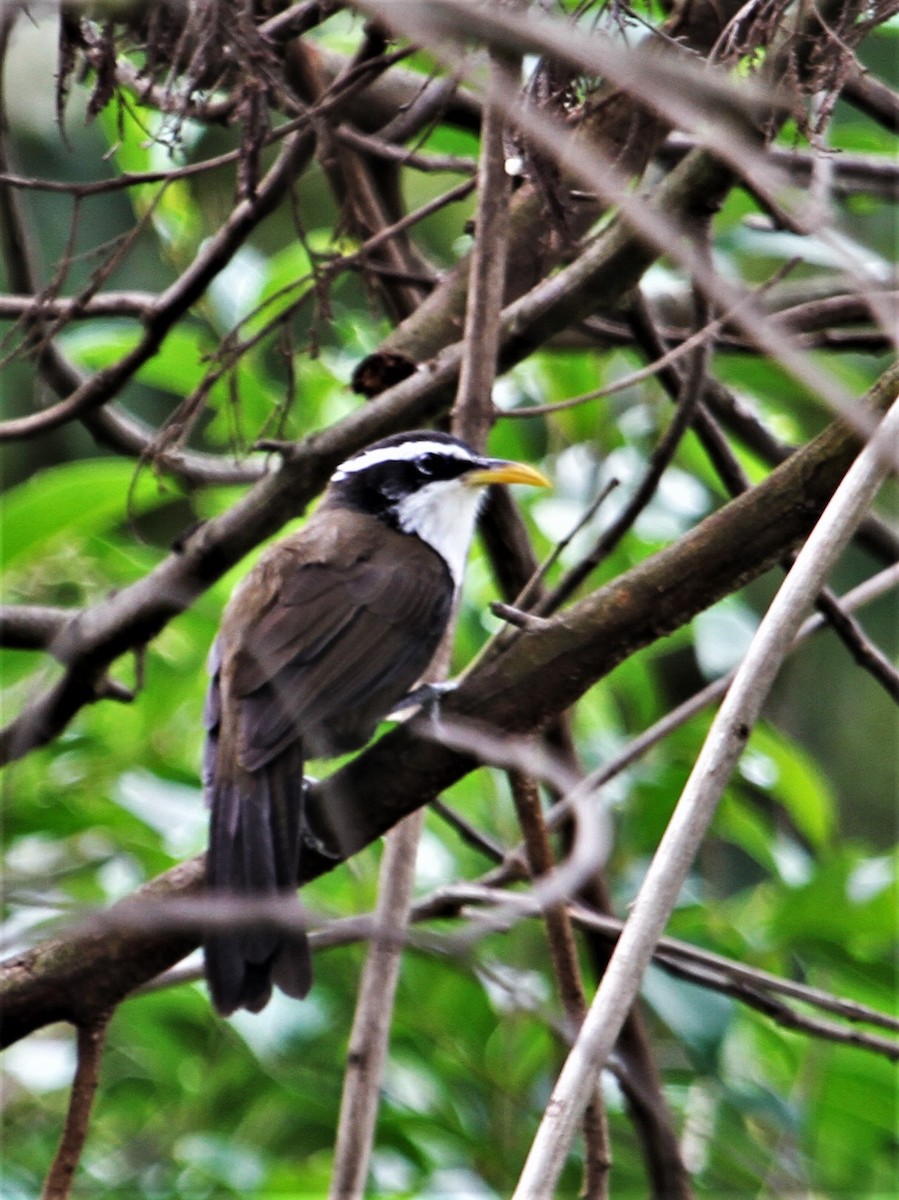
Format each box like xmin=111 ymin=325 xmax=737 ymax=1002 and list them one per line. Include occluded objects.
xmin=388 ymin=679 xmax=458 ymax=720
xmin=301 ymin=826 xmax=341 ymax=860
xmin=299 ymin=778 xmax=341 ymax=860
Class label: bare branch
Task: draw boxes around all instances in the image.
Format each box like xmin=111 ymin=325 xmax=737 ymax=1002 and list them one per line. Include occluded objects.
xmin=842 ymin=57 xmax=899 ymax=133
xmin=0 ymin=606 xmax=73 ymax=651
xmin=328 ymin=811 xmax=426 ymax=1200
xmin=40 ymin=1020 xmax=110 ymax=1200
xmin=508 ymin=769 xmax=612 ymax=1198
xmin=813 ymin=588 xmax=899 ymax=700
xmin=658 ymin=133 xmax=899 ymax=198
xmin=408 ymin=886 xmax=899 ymax=1059
xmin=452 ymin=51 xmax=516 ymax=451
xmin=0 ymin=291 xmax=155 ymax=319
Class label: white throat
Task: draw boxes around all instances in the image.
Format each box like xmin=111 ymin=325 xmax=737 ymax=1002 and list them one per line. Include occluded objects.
xmin=394 ymin=479 xmax=485 ymax=587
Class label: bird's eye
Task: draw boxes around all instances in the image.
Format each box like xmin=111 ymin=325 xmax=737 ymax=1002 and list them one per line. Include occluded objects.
xmin=418 ymin=453 xmax=438 ymax=476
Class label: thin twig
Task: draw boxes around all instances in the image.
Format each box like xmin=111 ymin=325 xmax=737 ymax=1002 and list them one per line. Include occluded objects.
xmin=328 ymin=810 xmax=426 ymax=1200
xmin=657 ymin=132 xmax=899 ymax=198
xmin=41 ymin=1019 xmax=110 ymax=1200
xmin=545 ymin=270 xmax=712 ymax=612
xmin=0 ymin=291 xmax=156 ymax=319
xmin=430 ymin=798 xmax=507 ymax=862
xmin=812 ymin=589 xmax=899 ymax=700
xmin=332 ymin=123 xmax=476 ymax=173
xmin=400 ymin=883 xmax=899 ymax=1055
xmin=496 ymin=259 xmax=799 ymax=421
xmin=451 ymin=52 xmax=515 ymax=448
xmin=627 ymin=294 xmax=899 ymax=700
xmin=459 ymin=478 xmax=619 ymax=678
xmin=508 ymin=769 xmax=611 ymax=1198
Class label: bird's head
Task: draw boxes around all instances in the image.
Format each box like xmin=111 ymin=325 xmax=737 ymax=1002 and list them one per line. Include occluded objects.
xmin=328 ymin=431 xmax=550 ymax=584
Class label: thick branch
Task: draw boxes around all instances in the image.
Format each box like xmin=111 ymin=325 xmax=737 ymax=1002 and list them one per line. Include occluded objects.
xmin=0 ymin=606 xmax=72 ymax=651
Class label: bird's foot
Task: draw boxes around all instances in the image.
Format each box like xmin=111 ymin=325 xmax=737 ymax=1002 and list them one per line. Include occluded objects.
xmin=388 ymin=679 xmax=458 ymax=721
xmin=299 ymin=778 xmax=341 ymax=860
xmin=301 ymin=826 xmax=341 ymax=860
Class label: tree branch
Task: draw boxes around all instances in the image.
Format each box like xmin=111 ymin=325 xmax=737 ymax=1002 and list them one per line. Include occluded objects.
xmin=406 ymin=886 xmax=899 ymax=1059
xmin=40 ymin=1019 xmax=110 ymax=1200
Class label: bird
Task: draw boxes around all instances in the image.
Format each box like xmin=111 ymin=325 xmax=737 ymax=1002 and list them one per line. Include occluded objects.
xmin=203 ymin=430 xmax=550 ymax=1015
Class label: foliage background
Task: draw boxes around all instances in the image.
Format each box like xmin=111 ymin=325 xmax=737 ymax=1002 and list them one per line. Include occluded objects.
xmin=1 ymin=2 xmax=897 ymax=1198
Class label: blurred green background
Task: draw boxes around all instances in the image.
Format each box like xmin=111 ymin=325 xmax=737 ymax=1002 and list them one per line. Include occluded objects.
xmin=2 ymin=6 xmax=896 ymax=1198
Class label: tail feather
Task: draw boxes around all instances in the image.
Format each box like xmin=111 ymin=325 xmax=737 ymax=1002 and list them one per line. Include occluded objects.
xmin=203 ymin=665 xmax=312 ymax=1014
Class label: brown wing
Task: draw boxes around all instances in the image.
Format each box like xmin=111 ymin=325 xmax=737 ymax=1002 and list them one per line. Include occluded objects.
xmin=218 ymin=507 xmax=453 ymax=772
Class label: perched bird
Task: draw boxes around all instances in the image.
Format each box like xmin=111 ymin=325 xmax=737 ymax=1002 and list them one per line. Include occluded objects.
xmin=203 ymin=430 xmax=549 ymax=1015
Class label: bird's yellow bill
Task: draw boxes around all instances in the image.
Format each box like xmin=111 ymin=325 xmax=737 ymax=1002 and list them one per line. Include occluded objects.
xmin=464 ymin=461 xmax=551 ymax=489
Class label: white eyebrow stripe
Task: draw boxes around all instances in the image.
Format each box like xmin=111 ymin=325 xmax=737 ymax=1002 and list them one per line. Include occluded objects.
xmin=331 ymin=440 xmax=477 ymax=480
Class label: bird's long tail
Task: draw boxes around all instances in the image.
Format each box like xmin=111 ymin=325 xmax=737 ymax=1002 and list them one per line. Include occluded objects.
xmin=203 ymin=661 xmax=312 ymax=1015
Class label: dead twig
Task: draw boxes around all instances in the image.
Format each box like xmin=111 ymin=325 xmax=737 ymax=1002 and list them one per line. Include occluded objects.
xmin=41 ymin=1019 xmax=110 ymax=1200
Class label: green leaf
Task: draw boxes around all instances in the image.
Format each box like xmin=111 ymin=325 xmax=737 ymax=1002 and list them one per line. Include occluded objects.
xmin=746 ymin=724 xmax=836 ymax=849
xmin=1 ymin=460 xmax=174 ymax=570
xmin=59 ymin=324 xmax=210 ymax=396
